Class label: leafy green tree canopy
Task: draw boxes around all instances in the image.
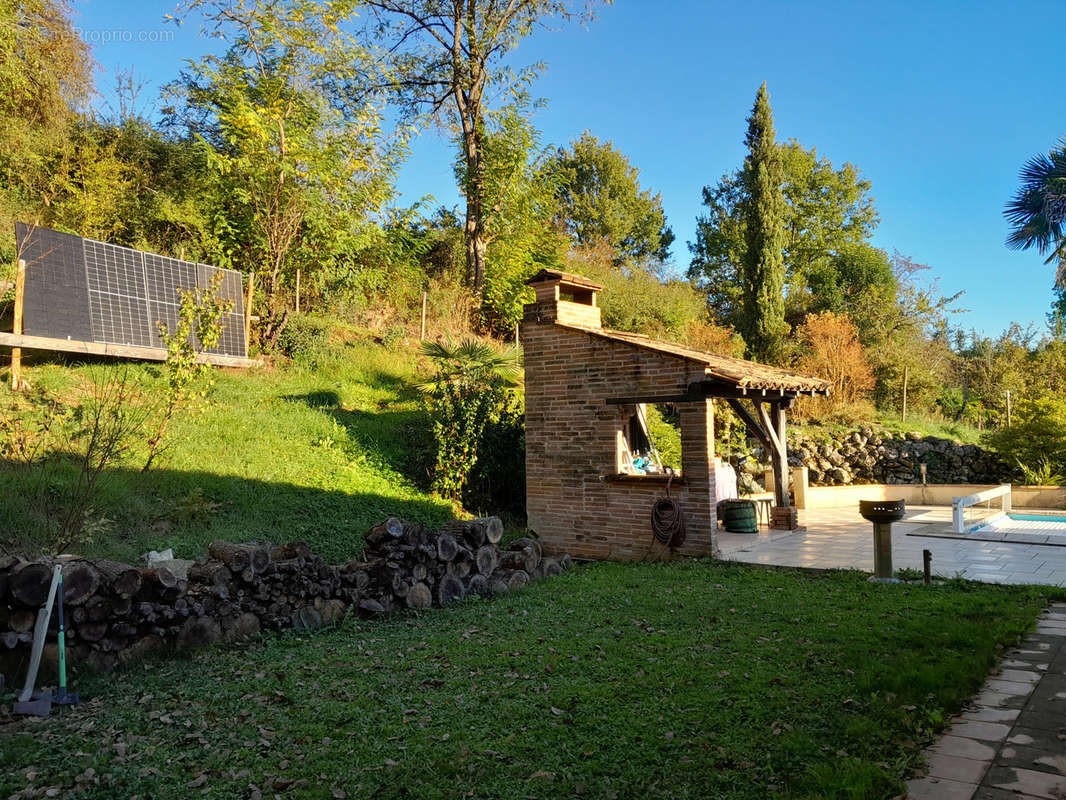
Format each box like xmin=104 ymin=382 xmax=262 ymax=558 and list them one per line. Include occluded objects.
xmin=363 ymin=0 xmax=601 ymax=300
xmin=689 ymin=136 xmax=881 ymax=327
xmin=455 ymin=103 xmax=566 ymax=334
xmin=166 ymin=0 xmax=405 ymax=341
xmin=0 ymin=0 xmax=93 ymax=269
xmin=550 ymin=132 xmax=673 ymax=264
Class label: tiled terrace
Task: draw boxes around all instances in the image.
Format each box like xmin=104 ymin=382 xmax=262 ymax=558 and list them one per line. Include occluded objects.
xmin=719 ymin=506 xmax=1066 ymax=587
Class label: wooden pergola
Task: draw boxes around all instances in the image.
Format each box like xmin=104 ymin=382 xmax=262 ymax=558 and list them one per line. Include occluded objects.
xmin=582 ymin=327 xmax=832 ymax=509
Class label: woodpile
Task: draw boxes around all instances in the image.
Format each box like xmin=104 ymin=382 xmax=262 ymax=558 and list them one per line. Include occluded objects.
xmin=0 ymin=516 xmax=572 ymax=671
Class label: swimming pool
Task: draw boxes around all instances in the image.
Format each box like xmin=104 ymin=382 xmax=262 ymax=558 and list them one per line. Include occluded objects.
xmin=965 ymin=512 xmax=1066 ymax=543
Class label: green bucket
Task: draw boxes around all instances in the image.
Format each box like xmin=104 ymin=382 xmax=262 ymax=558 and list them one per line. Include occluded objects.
xmin=717 ymin=499 xmax=758 ymax=533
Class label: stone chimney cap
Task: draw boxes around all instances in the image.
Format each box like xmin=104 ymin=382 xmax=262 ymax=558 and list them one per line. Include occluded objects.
xmin=526 ymin=269 xmax=604 ymax=292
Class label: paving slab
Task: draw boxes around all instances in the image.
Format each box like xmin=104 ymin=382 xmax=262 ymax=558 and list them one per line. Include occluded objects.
xmin=996 ymin=742 xmax=1066 ymax=775
xmin=998 ymin=669 xmax=1042 ymax=684
xmin=958 ymin=707 xmax=1021 ymax=724
xmin=984 ymin=765 xmax=1066 ymax=798
xmin=909 ymin=620 xmax=1066 ymax=800
xmin=721 ymin=507 xmax=1066 ymax=586
xmin=972 ymin=788 xmax=1046 ymax=800
xmin=926 ymin=752 xmax=996 ymax=783
xmin=906 ymin=776 xmax=978 ymax=799
xmin=949 ymin=720 xmax=1013 ymax=742
xmin=930 ymin=736 xmax=998 ymax=761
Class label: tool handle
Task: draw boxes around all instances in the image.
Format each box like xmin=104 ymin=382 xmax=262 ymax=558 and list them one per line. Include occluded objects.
xmin=57 ymin=572 xmax=67 ymax=690
xmin=18 ymin=565 xmax=62 ymax=703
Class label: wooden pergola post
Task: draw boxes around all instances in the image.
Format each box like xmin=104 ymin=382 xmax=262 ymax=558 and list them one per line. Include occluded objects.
xmin=771 ymin=401 xmax=789 ymax=509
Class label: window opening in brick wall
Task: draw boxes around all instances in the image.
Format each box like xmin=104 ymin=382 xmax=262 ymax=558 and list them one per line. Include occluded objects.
xmin=646 ymin=404 xmax=682 ymax=471
xmin=618 ymin=404 xmax=676 ymax=476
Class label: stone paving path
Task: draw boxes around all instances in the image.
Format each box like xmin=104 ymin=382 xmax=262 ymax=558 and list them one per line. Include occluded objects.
xmin=906 ymin=604 xmax=1066 ymax=799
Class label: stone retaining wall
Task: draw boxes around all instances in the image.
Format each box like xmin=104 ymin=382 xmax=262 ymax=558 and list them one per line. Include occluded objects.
xmin=785 ymin=427 xmax=1009 ymax=486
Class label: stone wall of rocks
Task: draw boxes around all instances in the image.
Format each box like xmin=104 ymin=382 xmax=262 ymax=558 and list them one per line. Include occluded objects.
xmin=786 ymin=427 xmax=1009 ymax=486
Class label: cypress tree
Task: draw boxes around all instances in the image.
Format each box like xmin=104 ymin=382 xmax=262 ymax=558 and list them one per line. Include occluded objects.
xmin=741 ymin=83 xmax=787 ymax=362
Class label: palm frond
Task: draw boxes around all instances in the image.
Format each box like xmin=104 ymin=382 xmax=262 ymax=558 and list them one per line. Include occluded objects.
xmin=1005 ymin=139 xmax=1066 ymax=255
xmin=416 ymin=335 xmax=524 ymax=390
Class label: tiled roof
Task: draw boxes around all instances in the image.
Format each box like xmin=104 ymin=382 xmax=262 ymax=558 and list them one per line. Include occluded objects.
xmin=526 ymin=269 xmax=605 ymax=291
xmin=558 ymin=324 xmax=831 ymax=394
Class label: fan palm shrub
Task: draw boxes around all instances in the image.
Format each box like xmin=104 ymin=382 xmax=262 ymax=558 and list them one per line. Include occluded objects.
xmin=1005 ymin=137 xmax=1066 ymax=284
xmin=417 ymin=338 xmax=522 ymax=502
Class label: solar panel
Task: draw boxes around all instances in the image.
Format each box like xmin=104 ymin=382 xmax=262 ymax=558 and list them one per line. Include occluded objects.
xmin=14 ymin=223 xmax=247 ymax=359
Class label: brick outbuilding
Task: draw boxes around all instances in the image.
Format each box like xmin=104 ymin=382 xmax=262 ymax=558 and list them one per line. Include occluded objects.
xmin=521 ymin=269 xmax=830 ymax=561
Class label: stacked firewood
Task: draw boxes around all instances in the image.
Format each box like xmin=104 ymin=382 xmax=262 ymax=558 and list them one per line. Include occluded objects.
xmin=351 ymin=517 xmax=571 ymax=613
xmin=0 ymin=516 xmax=571 ymax=671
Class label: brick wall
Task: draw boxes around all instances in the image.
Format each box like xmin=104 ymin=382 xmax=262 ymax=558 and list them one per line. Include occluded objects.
xmin=522 ymin=312 xmax=718 ymax=561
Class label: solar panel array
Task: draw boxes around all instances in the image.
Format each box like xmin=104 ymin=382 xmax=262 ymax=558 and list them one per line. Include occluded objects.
xmin=15 ymin=223 xmax=247 ymax=359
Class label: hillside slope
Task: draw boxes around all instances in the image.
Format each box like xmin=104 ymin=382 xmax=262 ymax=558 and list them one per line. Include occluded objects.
xmin=0 ymin=331 xmax=453 ymax=563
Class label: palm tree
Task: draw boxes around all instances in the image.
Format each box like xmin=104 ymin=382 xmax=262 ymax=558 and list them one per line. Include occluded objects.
xmin=416 ymin=337 xmax=522 ymax=501
xmin=417 ymin=337 xmax=522 ymax=392
xmin=1005 ymin=138 xmax=1066 ymax=285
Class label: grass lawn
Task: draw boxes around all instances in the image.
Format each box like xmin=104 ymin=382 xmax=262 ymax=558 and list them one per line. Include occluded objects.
xmin=0 ymin=332 xmax=453 ymax=563
xmin=2 ymin=560 xmax=1057 ymax=800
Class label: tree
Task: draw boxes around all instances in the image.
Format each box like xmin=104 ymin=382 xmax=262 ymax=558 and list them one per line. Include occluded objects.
xmin=803 ymin=242 xmax=896 ymax=333
xmin=145 ymin=273 xmax=232 ymax=471
xmin=689 ymin=139 xmax=881 ymax=329
xmin=550 ymin=132 xmax=673 ymax=264
xmin=948 ymin=324 xmax=1032 ymax=429
xmin=984 ymin=394 xmax=1066 ymax=481
xmin=796 ymin=311 xmax=875 ymax=415
xmin=565 ymin=240 xmax=705 ymax=340
xmin=364 ymin=0 xmax=599 ymax=298
xmin=457 ymin=103 xmax=565 ymax=333
xmin=739 ymin=83 xmax=787 ymax=362
xmin=1005 ymin=137 xmax=1066 ymax=285
xmin=0 ymin=0 xmax=92 ymax=270
xmin=864 ymin=252 xmax=959 ymax=415
xmin=1050 ymin=286 xmax=1066 ymax=338
xmin=167 ymin=0 xmax=404 ymax=344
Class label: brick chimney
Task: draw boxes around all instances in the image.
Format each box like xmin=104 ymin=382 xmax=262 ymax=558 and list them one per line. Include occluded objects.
xmin=523 ymin=269 xmax=603 ymax=329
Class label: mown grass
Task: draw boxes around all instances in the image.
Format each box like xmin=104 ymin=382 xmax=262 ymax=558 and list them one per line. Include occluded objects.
xmin=1 ymin=561 xmax=1056 ymax=800
xmin=0 ymin=334 xmax=453 ymax=562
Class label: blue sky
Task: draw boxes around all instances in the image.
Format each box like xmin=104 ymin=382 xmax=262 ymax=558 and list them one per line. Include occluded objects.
xmin=73 ymin=0 xmax=1064 ymax=336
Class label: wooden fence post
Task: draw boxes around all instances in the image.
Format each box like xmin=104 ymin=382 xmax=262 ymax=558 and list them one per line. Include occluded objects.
xmin=295 ymin=269 xmax=300 ymax=314
xmin=901 ymin=365 xmax=909 ymax=423
xmin=10 ymin=259 xmax=25 ymax=391
xmin=419 ymin=291 xmax=427 ymax=341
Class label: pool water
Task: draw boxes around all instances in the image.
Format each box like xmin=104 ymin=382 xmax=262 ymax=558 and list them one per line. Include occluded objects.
xmin=1008 ymin=513 xmax=1066 ymax=523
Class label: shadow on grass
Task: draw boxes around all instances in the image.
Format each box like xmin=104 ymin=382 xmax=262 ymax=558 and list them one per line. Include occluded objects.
xmin=0 ymin=462 xmax=453 ymax=563
xmin=283 ymin=390 xmax=435 ymax=489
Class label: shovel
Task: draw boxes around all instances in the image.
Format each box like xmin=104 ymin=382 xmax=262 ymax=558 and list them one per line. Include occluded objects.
xmin=13 ymin=564 xmax=61 ymax=717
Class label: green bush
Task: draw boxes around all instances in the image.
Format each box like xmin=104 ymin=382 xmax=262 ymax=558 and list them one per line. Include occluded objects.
xmin=381 ymin=324 xmax=406 ymax=351
xmin=984 ymin=394 xmax=1066 ymax=482
xmin=278 ymin=314 xmax=333 ymax=364
xmin=645 ymin=404 xmax=681 ymax=469
xmin=418 ymin=338 xmax=522 ymax=502
xmin=463 ymin=393 xmax=525 ymax=519
xmin=566 ymin=244 xmax=706 ymax=340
